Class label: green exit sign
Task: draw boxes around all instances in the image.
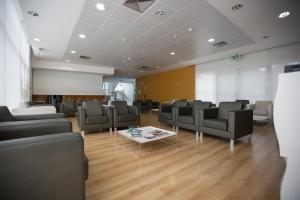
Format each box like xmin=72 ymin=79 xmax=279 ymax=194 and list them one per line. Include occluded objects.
xmin=230 ymin=53 xmax=240 ymax=61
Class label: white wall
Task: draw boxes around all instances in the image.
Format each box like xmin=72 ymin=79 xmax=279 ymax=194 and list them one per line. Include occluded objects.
xmin=196 ymin=43 xmax=300 ymax=104
xmin=33 ymin=69 xmax=103 ymax=95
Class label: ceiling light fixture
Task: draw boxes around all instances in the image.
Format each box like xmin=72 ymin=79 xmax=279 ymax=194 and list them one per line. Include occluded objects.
xmin=188 ymin=27 xmax=193 ymax=32
xmin=96 ymin=3 xmax=106 ymax=11
xmin=173 ymin=34 xmax=178 ymax=39
xmin=33 ymin=38 xmax=40 ymax=42
xmin=170 ymin=51 xmax=176 ymax=55
xmin=232 ymin=4 xmax=243 ymax=11
xmin=208 ymin=38 xmax=215 ymax=43
xmin=78 ymin=34 xmax=86 ymax=39
xmin=279 ymin=11 xmax=290 ymax=18
xmin=65 ymin=60 xmax=71 ymax=63
xmin=70 ymin=50 xmax=76 ymax=54
xmin=127 ymin=57 xmax=131 ymax=60
xmin=122 ymin=37 xmax=128 ymax=42
xmin=155 ymin=10 xmax=165 ymax=17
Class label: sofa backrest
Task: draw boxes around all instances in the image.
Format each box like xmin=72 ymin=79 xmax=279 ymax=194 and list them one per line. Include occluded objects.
xmin=0 ymin=106 xmax=14 ymax=122
xmin=174 ymin=100 xmax=188 ymax=107
xmin=255 ymin=101 xmax=273 ymax=110
xmin=111 ymin=101 xmax=128 ymax=114
xmin=218 ymin=102 xmax=242 ymax=120
xmin=192 ymin=101 xmax=211 ymax=115
xmin=82 ymin=101 xmax=103 ymax=116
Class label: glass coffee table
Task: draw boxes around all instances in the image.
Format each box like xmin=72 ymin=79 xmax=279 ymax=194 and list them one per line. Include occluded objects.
xmin=116 ymin=126 xmax=177 ymax=158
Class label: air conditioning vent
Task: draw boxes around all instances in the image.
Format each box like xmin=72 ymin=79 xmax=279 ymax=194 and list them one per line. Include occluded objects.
xmin=123 ymin=0 xmax=155 ymax=13
xmin=79 ymin=55 xmax=91 ymax=60
xmin=213 ymin=41 xmax=227 ymax=47
xmin=137 ymin=66 xmax=155 ymax=71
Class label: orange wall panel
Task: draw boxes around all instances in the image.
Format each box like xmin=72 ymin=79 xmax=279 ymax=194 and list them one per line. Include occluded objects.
xmin=136 ymin=65 xmax=195 ymax=103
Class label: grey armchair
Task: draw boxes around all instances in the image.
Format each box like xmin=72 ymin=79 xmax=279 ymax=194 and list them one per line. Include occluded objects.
xmin=78 ymin=100 xmax=113 ymax=134
xmin=175 ymin=100 xmax=212 ymax=140
xmin=252 ymin=101 xmax=273 ymax=123
xmin=59 ymin=100 xmax=77 ymax=117
xmin=159 ymin=100 xmax=188 ymax=129
xmin=0 ymin=133 xmax=87 ymax=200
xmin=199 ymin=102 xmax=253 ymax=149
xmin=111 ymin=101 xmax=140 ymax=131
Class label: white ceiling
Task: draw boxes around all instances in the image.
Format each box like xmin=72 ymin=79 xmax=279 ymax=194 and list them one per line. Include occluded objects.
xmin=19 ymin=0 xmax=300 ymax=77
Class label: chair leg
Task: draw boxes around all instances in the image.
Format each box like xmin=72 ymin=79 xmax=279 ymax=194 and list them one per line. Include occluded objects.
xmin=199 ymin=132 xmax=203 ymax=142
xmin=230 ymin=139 xmax=234 ymax=151
xmin=173 ymin=125 xmax=175 ymax=131
xmin=196 ymin=131 xmax=199 ymax=141
xmin=81 ymin=131 xmax=85 ymax=138
xmin=176 ymin=127 xmax=179 ymax=133
xmin=114 ymin=128 xmax=117 ymax=132
xmin=248 ymin=134 xmax=252 ymax=144
xmin=109 ymin=128 xmax=112 ymax=134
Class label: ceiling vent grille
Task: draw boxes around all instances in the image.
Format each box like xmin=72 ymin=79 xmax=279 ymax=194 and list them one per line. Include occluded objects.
xmin=137 ymin=66 xmax=155 ymax=71
xmin=123 ymin=0 xmax=155 ymax=13
xmin=79 ymin=55 xmax=91 ymax=60
xmin=213 ymin=41 xmax=227 ymax=47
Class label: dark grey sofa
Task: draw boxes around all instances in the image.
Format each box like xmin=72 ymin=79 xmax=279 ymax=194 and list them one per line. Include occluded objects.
xmin=111 ymin=101 xmax=140 ymax=131
xmin=175 ymin=100 xmax=212 ymax=140
xmin=59 ymin=100 xmax=77 ymax=117
xmin=199 ymin=102 xmax=253 ymax=149
xmin=0 ymin=133 xmax=86 ymax=200
xmin=78 ymin=100 xmax=113 ymax=134
xmin=159 ymin=100 xmax=188 ymax=129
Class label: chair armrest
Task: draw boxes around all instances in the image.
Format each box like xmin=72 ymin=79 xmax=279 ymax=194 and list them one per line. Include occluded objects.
xmin=128 ymin=106 xmax=140 ymax=124
xmin=13 ymin=113 xmax=64 ymax=121
xmin=0 ymin=119 xmax=72 ymax=141
xmin=228 ymin=109 xmax=253 ymax=139
xmin=267 ymin=104 xmax=273 ymax=120
xmin=77 ymin=107 xmax=86 ymax=131
xmin=0 ymin=133 xmax=85 ymax=200
xmin=102 ymin=106 xmax=113 ymax=125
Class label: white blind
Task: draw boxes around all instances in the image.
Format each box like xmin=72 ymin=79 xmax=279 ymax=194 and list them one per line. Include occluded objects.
xmin=0 ymin=0 xmax=30 ymax=109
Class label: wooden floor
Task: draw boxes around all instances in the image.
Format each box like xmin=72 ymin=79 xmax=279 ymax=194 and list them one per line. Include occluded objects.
xmin=70 ymin=112 xmax=285 ymax=200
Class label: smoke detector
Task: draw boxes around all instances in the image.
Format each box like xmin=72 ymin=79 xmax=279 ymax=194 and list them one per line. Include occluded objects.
xmin=123 ymin=0 xmax=156 ymax=13
xmin=27 ymin=10 xmax=39 ymax=16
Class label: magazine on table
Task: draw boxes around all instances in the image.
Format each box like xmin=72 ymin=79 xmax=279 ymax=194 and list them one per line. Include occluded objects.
xmin=127 ymin=128 xmax=169 ymax=139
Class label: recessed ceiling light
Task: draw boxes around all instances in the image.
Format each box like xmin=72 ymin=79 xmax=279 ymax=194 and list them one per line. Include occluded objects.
xmin=232 ymin=4 xmax=243 ymax=11
xmin=39 ymin=52 xmax=44 ymax=55
xmin=170 ymin=51 xmax=176 ymax=55
xmin=96 ymin=3 xmax=106 ymax=11
xmin=188 ymin=27 xmax=193 ymax=32
xmin=70 ymin=50 xmax=76 ymax=54
xmin=173 ymin=34 xmax=178 ymax=39
xmin=65 ymin=60 xmax=71 ymax=63
xmin=122 ymin=37 xmax=128 ymax=42
xmin=121 ymin=59 xmax=126 ymax=63
xmin=78 ymin=34 xmax=86 ymax=39
xmin=33 ymin=38 xmax=40 ymax=42
xmin=279 ymin=11 xmax=290 ymax=18
xmin=127 ymin=57 xmax=131 ymax=60
xmin=155 ymin=10 xmax=165 ymax=16
xmin=208 ymin=38 xmax=215 ymax=43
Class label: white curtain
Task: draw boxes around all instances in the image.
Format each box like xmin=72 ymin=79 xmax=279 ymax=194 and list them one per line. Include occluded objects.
xmin=0 ymin=0 xmax=30 ymax=109
xmin=196 ymin=47 xmax=300 ymax=104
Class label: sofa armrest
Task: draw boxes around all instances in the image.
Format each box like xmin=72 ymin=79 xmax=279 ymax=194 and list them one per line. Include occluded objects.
xmin=13 ymin=113 xmax=64 ymax=121
xmin=0 ymin=119 xmax=72 ymax=141
xmin=228 ymin=109 xmax=253 ymax=139
xmin=0 ymin=133 xmax=85 ymax=200
xmin=102 ymin=106 xmax=113 ymax=125
xmin=77 ymin=107 xmax=86 ymax=131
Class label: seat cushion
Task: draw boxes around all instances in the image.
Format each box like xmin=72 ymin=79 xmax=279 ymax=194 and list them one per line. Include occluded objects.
xmin=203 ymin=119 xmax=228 ymax=131
xmin=160 ymin=112 xmax=172 ymax=120
xmin=0 ymin=106 xmax=14 ymax=122
xmin=86 ymin=115 xmax=108 ymax=125
xmin=178 ymin=115 xmax=194 ymax=124
xmin=83 ymin=101 xmax=103 ymax=116
xmin=118 ymin=114 xmax=137 ymax=122
xmin=253 ymin=109 xmax=268 ymax=116
xmin=218 ymin=102 xmax=242 ymax=120
xmin=112 ymin=101 xmax=128 ymax=114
